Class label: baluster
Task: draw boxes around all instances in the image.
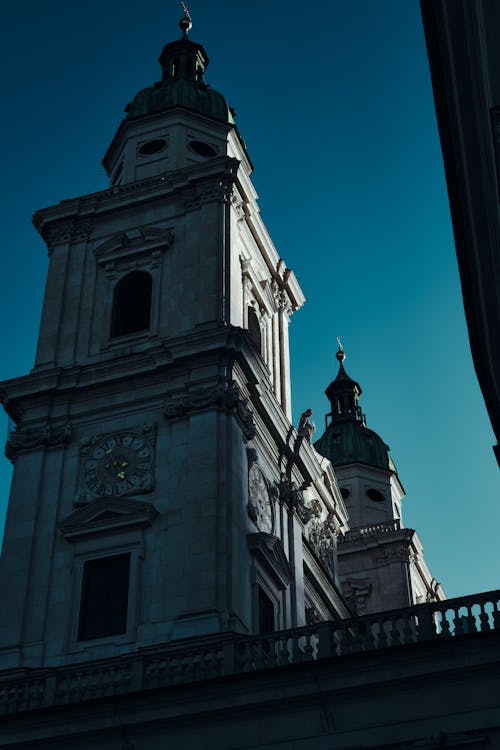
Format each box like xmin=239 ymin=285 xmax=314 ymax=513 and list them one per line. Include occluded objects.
xmin=302 ymin=632 xmax=315 ymax=661
xmin=417 ymin=604 xmax=436 ymax=641
xmin=377 ymin=619 xmax=388 ymax=648
xmin=295 ymin=633 xmax=312 ymax=662
xmin=349 ymin=622 xmax=364 ymax=652
xmin=239 ymin=641 xmax=251 ymax=672
xmin=275 ymin=637 xmax=289 ymax=666
xmin=389 ymin=616 xmax=401 ymax=646
xmin=439 ymin=609 xmax=451 ymax=637
xmin=288 ymin=634 xmax=301 ymax=664
xmin=333 ymin=624 xmax=347 ymax=655
xmin=465 ymin=605 xmax=478 ymax=633
xmin=314 ymin=621 xmax=334 ymax=658
xmin=362 ymin=621 xmax=376 ymax=651
xmin=493 ymin=601 xmax=500 ymax=630
xmin=478 ymin=600 xmax=490 ymax=632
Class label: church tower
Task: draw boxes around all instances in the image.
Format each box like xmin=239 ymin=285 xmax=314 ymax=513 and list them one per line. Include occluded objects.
xmin=314 ymin=344 xmax=444 ymax=614
xmin=0 ymin=11 xmax=350 ymax=670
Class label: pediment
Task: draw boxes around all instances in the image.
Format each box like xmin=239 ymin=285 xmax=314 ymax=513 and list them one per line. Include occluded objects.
xmin=59 ymin=496 xmax=158 ymax=541
xmin=93 ymin=226 xmax=174 ymax=262
xmin=247 ymin=532 xmax=293 ymax=590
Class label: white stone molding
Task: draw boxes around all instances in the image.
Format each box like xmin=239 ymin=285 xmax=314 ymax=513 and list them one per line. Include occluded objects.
xmin=93 ymin=226 xmax=174 ymax=265
xmin=59 ymin=496 xmax=159 ymax=541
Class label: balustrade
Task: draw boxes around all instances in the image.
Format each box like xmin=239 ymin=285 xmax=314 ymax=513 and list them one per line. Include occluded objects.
xmin=1 ymin=589 xmax=499 ymax=715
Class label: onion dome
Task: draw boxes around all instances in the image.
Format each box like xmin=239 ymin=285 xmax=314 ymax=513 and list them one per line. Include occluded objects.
xmin=126 ymin=8 xmax=235 ymax=125
xmin=314 ymin=342 xmax=397 ymax=472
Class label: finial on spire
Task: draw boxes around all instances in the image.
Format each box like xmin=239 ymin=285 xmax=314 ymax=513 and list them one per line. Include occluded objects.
xmin=336 ymin=336 xmax=346 ymax=363
xmin=179 ymin=2 xmax=192 ymax=37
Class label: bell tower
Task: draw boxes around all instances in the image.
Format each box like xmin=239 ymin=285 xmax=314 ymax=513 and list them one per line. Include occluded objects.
xmin=314 ymin=343 xmax=445 ymax=613
xmin=0 ymin=11 xmax=349 ymax=670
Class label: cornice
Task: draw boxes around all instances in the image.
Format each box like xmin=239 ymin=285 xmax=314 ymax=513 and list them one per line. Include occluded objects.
xmin=32 ymin=156 xmax=241 ymax=248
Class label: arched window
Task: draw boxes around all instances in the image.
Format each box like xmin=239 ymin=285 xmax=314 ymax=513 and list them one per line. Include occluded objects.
xmin=110 ymin=271 xmax=152 ymax=338
xmin=248 ymin=307 xmax=262 ymax=354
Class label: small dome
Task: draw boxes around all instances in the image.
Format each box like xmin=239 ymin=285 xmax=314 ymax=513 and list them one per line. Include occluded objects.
xmin=126 ymin=79 xmax=235 ymax=124
xmin=314 ymin=420 xmax=397 ymax=472
xmin=125 ymin=26 xmax=235 ymax=126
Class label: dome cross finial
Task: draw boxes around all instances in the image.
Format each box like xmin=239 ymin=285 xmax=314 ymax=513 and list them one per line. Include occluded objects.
xmin=179 ymin=2 xmax=193 ymax=37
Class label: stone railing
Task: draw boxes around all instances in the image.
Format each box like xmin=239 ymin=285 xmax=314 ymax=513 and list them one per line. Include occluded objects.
xmin=340 ymin=519 xmax=402 ymax=542
xmin=1 ymin=589 xmax=499 ymax=716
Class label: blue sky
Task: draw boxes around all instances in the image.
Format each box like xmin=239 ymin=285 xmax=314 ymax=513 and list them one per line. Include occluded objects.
xmin=0 ymin=0 xmax=499 ymax=598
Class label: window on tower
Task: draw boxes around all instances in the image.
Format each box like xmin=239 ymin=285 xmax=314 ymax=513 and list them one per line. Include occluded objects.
xmin=258 ymin=586 xmax=276 ymax=634
xmin=248 ymin=307 xmax=262 ymax=354
xmin=110 ymin=271 xmax=152 ymax=338
xmin=78 ymin=553 xmax=131 ymax=641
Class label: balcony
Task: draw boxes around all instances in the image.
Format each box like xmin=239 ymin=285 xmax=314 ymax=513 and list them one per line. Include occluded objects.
xmin=1 ymin=589 xmax=499 ymax=716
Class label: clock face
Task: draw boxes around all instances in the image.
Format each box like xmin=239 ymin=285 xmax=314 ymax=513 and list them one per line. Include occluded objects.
xmin=81 ymin=432 xmax=154 ymax=498
xmin=248 ymin=464 xmax=273 ymax=534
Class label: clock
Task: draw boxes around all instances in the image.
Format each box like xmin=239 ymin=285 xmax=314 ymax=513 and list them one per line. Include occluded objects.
xmin=248 ymin=464 xmax=273 ymax=534
xmin=78 ymin=426 xmax=155 ymax=502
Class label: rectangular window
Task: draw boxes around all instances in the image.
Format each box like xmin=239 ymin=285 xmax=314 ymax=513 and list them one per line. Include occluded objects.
xmin=78 ymin=553 xmax=131 ymax=641
xmin=258 ymin=586 xmax=275 ymax=634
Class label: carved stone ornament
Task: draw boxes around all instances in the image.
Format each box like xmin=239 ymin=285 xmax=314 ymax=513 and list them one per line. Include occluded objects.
xmin=75 ymin=423 xmax=156 ymax=507
xmin=307 ymin=514 xmax=337 ymax=580
xmin=271 ymin=279 xmax=292 ymax=315
xmin=374 ymin=542 xmax=411 ymax=564
xmin=296 ymin=495 xmax=322 ymax=526
xmin=246 ymin=446 xmax=258 ymax=468
xmin=343 ymin=578 xmax=372 ymax=616
xmin=164 ymin=380 xmax=256 ymax=441
xmin=248 ymin=464 xmax=273 ymax=534
xmin=5 ymin=422 xmax=71 ymax=461
xmin=44 ymin=220 xmax=92 ymax=251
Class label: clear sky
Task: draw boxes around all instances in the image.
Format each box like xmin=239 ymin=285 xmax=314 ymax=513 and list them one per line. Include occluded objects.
xmin=0 ymin=0 xmax=499 ymax=599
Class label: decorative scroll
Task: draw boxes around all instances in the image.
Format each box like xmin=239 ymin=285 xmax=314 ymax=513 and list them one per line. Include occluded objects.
xmin=164 ymin=380 xmax=256 ymax=441
xmin=5 ymin=422 xmax=71 ymax=460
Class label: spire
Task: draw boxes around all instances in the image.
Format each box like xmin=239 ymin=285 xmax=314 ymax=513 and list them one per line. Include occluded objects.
xmin=325 ymin=340 xmax=366 ymax=426
xmin=314 ymin=342 xmax=395 ymax=471
xmin=179 ymin=2 xmax=193 ymax=38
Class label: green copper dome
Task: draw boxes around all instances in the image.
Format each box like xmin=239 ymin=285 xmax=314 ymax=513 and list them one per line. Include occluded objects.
xmin=314 ymin=420 xmax=396 ymax=471
xmin=314 ymin=346 xmax=396 ymax=472
xmin=126 ymin=15 xmax=234 ymax=125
